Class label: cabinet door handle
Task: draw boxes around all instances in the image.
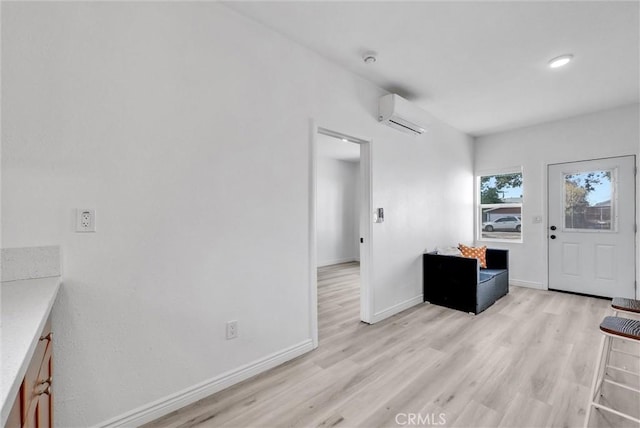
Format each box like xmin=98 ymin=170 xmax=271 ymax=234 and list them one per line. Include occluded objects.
xmin=36 ymin=385 xmax=51 ymax=396
xmin=38 ymin=377 xmax=53 ymax=386
xmin=39 ymin=332 xmax=53 ymax=342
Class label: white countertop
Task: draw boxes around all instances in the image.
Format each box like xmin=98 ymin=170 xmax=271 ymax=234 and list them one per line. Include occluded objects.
xmin=1 ymin=277 xmax=61 ymax=426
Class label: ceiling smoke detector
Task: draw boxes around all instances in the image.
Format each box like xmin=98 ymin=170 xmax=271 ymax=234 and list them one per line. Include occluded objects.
xmin=363 ymin=52 xmax=377 ymax=64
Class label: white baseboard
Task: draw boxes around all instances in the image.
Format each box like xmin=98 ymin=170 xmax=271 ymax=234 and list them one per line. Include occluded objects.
xmin=97 ymin=339 xmax=314 ymax=428
xmin=317 ymin=257 xmax=358 ymax=267
xmin=371 ymin=294 xmax=423 ymax=324
xmin=510 ymin=279 xmax=546 ymax=290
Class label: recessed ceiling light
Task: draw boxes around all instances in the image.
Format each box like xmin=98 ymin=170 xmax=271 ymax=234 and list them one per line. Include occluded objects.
xmin=548 ymin=54 xmax=573 ymax=69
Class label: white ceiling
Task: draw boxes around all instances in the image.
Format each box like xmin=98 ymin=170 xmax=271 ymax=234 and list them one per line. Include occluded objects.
xmin=226 ymin=1 xmax=639 ymax=137
xmin=318 ymin=133 xmax=361 ymax=162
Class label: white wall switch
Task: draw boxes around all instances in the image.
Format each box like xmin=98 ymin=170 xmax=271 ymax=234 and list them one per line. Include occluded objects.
xmin=373 ymin=208 xmax=384 ymax=223
xmin=226 ymin=320 xmax=238 ymax=340
xmin=532 ymin=215 xmax=543 ymax=224
xmin=76 ymin=209 xmax=96 ymax=232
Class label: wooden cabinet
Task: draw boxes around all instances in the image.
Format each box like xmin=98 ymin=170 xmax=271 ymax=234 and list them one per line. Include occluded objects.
xmin=6 ymin=399 xmax=20 ymax=428
xmin=5 ymin=317 xmax=53 ymax=428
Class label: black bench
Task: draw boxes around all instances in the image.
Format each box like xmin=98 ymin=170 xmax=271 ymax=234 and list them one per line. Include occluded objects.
xmin=423 ymin=249 xmax=509 ymax=315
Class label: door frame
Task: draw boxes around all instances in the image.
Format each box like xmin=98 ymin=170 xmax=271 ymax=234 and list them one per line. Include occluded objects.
xmin=308 ymin=120 xmax=373 ymax=348
xmin=546 ymin=155 xmax=637 ymax=298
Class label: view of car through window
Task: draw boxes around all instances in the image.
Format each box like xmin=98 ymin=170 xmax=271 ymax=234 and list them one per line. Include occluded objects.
xmin=482 ymin=215 xmax=522 ymax=232
xmin=479 ymin=172 xmax=523 ymax=241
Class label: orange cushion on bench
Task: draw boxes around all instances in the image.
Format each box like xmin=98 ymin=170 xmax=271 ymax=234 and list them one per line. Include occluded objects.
xmin=458 ymin=244 xmax=487 ymax=268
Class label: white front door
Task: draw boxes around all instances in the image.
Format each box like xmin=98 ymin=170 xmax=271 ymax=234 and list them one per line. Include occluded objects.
xmin=548 ymin=156 xmax=636 ymax=298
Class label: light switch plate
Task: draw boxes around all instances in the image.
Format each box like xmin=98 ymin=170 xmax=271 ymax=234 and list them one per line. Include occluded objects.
xmin=373 ymin=208 xmax=384 ymax=223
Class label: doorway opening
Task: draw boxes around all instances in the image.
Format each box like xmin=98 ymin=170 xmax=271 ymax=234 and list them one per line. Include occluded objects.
xmin=309 ymin=125 xmax=372 ymax=348
xmin=547 ymin=155 xmax=636 ymax=298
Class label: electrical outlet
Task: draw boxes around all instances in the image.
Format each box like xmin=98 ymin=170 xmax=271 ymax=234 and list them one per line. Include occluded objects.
xmin=226 ymin=320 xmax=238 ymax=340
xmin=76 ymin=209 xmax=96 ymax=232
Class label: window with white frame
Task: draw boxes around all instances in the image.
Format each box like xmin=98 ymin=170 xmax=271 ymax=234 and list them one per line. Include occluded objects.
xmin=478 ymin=171 xmax=523 ymax=242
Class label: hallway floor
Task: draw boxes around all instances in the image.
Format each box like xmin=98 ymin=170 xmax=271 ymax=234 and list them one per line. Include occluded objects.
xmin=145 ymin=262 xmax=638 ymax=427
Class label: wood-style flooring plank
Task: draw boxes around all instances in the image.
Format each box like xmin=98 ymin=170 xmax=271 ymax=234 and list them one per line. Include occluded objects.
xmin=144 ymin=262 xmax=634 ymax=428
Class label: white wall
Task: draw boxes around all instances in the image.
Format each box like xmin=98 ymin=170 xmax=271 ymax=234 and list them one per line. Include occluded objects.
xmin=372 ymin=119 xmax=475 ymax=321
xmin=475 ymin=104 xmax=639 ymax=293
xmin=1 ymin=2 xmax=474 ymax=426
xmin=317 ymin=157 xmax=359 ymax=266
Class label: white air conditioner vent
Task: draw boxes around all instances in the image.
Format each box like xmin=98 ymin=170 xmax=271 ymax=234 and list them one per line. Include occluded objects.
xmin=378 ymin=94 xmax=429 ymax=135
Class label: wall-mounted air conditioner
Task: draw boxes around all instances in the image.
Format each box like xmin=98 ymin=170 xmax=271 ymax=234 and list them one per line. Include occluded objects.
xmin=378 ymin=94 xmax=428 ymax=135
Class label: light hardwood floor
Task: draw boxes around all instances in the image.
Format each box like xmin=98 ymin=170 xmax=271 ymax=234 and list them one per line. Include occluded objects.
xmin=145 ymin=262 xmax=639 ymax=428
